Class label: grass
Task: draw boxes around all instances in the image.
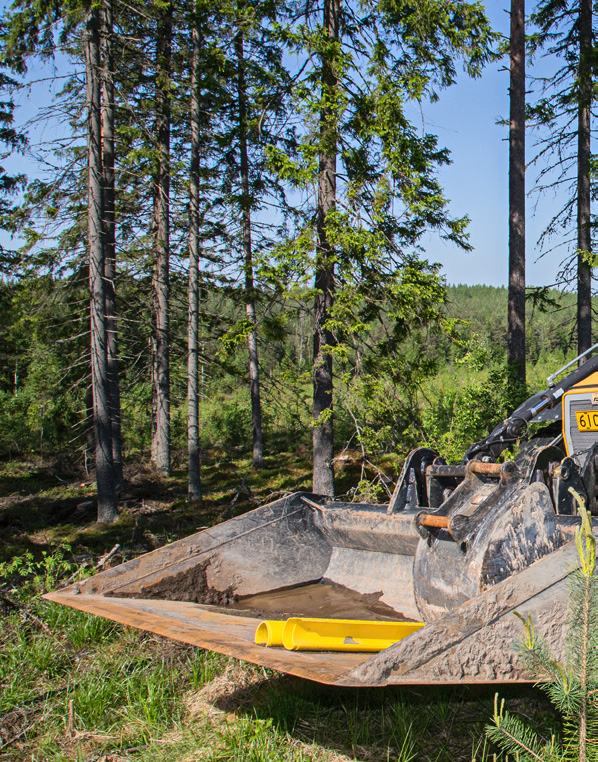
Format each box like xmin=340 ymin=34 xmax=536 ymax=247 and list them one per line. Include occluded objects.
xmin=0 ymin=448 xmax=397 ymax=564
xmin=0 ymin=455 xmax=556 ymax=761
xmin=0 ymin=590 xmax=552 ymax=761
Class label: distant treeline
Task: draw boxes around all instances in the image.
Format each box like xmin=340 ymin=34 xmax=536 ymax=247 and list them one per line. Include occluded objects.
xmin=0 ymin=278 xmax=583 ymax=469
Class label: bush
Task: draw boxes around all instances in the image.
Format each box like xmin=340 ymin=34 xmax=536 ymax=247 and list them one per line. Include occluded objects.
xmin=200 ymin=392 xmax=253 ymax=451
xmin=423 ymin=362 xmax=528 ymax=463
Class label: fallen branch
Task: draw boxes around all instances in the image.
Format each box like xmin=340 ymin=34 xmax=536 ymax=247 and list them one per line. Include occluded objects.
xmin=20 ymin=608 xmax=53 ymax=635
xmin=95 ymin=544 xmax=121 ymax=570
xmin=62 ymin=543 xmax=121 ymax=587
xmin=222 ymin=474 xmax=253 ymax=518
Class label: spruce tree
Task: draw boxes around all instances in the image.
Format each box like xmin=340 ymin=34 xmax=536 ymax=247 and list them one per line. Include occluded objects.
xmin=187 ymin=6 xmax=203 ymax=501
xmin=86 ymin=1 xmax=118 ymax=522
xmin=102 ymin=0 xmax=124 ymax=491
xmin=0 ymin=0 xmax=123 ymax=520
xmin=205 ymin=0 xmax=295 ymax=469
xmin=150 ymin=0 xmax=172 ymax=476
xmin=486 ymin=491 xmax=598 ymax=761
xmin=508 ymin=0 xmax=526 ymax=384
xmin=0 ymin=66 xmax=26 ymax=274
xmin=268 ymin=0 xmax=497 ymax=495
xmin=529 ymin=0 xmax=597 ymax=358
xmin=235 ymin=26 xmax=264 ymax=469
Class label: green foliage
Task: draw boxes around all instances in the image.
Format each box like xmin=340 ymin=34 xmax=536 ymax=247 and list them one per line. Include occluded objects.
xmin=200 ymin=391 xmax=254 ymax=450
xmin=423 ymin=360 xmax=528 ymax=463
xmin=0 ymin=275 xmax=587 ymax=468
xmin=0 ymin=543 xmax=76 ymax=599
xmin=487 ymin=693 xmax=559 ymax=761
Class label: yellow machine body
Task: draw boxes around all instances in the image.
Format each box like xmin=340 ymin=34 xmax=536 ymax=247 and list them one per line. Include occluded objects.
xmin=562 ymin=371 xmax=598 ymax=456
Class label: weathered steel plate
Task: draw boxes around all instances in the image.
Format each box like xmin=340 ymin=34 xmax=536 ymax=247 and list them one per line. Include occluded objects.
xmin=42 ymin=491 xmax=584 ymax=686
xmin=43 ymin=591 xmax=369 ymax=684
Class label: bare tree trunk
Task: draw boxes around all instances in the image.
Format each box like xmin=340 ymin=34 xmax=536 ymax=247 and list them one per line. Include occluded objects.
xmin=188 ymin=19 xmax=202 ymax=500
xmin=508 ymin=0 xmax=526 ymax=384
xmin=86 ymin=3 xmax=118 ymax=523
xmin=85 ymin=381 xmax=95 ymax=472
xmin=102 ymin=0 xmax=124 ymax=489
xmin=235 ymin=30 xmax=264 ymax=469
xmin=151 ymin=2 xmax=172 ymax=474
xmin=578 ymin=0 xmax=592 ymax=359
xmin=312 ymin=0 xmax=339 ymax=498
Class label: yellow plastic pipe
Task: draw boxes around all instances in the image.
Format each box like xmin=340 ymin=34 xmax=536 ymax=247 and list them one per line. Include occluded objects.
xmin=255 ymin=619 xmax=286 ymax=647
xmin=282 ymin=618 xmax=424 ymax=652
xmin=255 ymin=617 xmax=424 ymax=652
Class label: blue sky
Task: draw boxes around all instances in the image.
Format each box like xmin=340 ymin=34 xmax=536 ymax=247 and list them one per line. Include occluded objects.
xmin=2 ymin=2 xmax=575 ymax=289
xmin=418 ymin=3 xmax=569 ymax=288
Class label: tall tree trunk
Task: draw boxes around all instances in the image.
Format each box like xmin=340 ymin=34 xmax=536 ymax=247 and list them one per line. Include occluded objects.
xmin=508 ymin=0 xmax=526 ymax=384
xmin=86 ymin=3 xmax=118 ymax=523
xmin=188 ymin=19 xmax=202 ymax=500
xmin=85 ymin=381 xmax=95 ymax=473
xmin=102 ymin=0 xmax=124 ymax=488
xmin=235 ymin=30 xmax=264 ymax=469
xmin=151 ymin=2 xmax=172 ymax=474
xmin=312 ymin=0 xmax=339 ymax=497
xmin=577 ymin=0 xmax=592 ymax=359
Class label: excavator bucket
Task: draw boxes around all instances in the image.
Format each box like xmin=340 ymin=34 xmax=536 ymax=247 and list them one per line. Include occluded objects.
xmin=45 ymin=348 xmax=598 ymax=685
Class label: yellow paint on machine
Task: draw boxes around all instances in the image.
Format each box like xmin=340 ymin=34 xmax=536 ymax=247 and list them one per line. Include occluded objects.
xmin=255 ymin=618 xmax=425 ymax=652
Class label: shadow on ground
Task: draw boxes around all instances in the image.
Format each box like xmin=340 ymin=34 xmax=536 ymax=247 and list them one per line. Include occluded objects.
xmin=199 ymin=664 xmax=558 ymax=762
xmin=0 ymin=449 xmax=380 ymax=564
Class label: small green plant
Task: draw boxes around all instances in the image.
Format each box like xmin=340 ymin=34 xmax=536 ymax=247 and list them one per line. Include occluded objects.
xmin=486 ymin=489 xmax=598 ymax=761
xmin=0 ymin=543 xmax=76 ymax=599
xmin=352 ymin=478 xmax=386 ymax=504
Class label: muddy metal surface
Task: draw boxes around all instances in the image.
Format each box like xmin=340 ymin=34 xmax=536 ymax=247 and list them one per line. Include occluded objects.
xmin=234 ymin=581 xmax=409 ymax=621
xmin=42 ymin=488 xmax=587 ymax=685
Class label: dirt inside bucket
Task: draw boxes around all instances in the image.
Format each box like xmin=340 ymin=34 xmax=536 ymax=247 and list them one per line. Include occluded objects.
xmin=233 ymin=581 xmax=414 ymax=621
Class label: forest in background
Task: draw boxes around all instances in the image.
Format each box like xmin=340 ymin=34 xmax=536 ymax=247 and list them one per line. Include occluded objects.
xmin=0 ymin=0 xmax=595 ymax=522
xmin=3 ymin=1 xmax=598 ymax=757
xmin=0 ymin=279 xmax=583 ymax=481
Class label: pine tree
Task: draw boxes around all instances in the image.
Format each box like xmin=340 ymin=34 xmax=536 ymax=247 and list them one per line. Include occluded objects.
xmin=508 ymin=0 xmax=526 ymax=384
xmin=486 ymin=490 xmax=598 ymax=761
xmin=529 ymin=0 xmax=597 ymax=358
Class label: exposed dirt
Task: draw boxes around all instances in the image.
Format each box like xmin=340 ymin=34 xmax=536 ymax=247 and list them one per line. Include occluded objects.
xmin=109 ymin=558 xmax=237 ymax=607
xmin=234 ymin=581 xmax=405 ymax=621
xmin=187 ymin=661 xmax=268 ymax=719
